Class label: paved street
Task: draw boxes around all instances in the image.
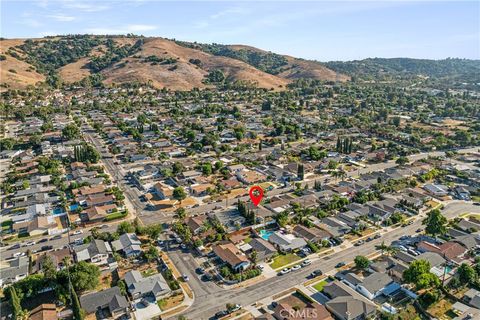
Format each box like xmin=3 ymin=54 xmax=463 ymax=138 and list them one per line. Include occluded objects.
xmin=172 ymin=201 xmax=480 ymax=320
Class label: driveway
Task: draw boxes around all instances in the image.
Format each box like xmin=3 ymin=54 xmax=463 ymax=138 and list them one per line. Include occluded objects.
xmin=133 ymin=296 xmax=161 ymax=320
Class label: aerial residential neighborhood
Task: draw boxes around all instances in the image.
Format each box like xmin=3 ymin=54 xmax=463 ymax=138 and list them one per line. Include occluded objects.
xmin=1 ymin=1 xmax=479 ymax=320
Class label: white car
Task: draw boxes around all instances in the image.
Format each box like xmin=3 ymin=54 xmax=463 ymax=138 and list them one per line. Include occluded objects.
xmin=280 ymin=268 xmax=291 ymax=275
xmin=25 ymin=241 xmax=36 ymax=246
xmin=291 ymin=264 xmax=302 ymax=271
xmin=302 ymin=259 xmax=311 ymax=267
xmin=73 ymin=230 xmax=84 ymax=235
xmin=182 ymin=274 xmax=190 ymax=282
xmin=13 ymin=252 xmax=26 ymax=258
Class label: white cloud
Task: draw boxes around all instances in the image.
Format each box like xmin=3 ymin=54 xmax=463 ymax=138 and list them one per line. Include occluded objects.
xmin=62 ymin=2 xmax=109 ymax=12
xmin=85 ymin=24 xmax=157 ymax=35
xmin=47 ymin=14 xmax=76 ymax=22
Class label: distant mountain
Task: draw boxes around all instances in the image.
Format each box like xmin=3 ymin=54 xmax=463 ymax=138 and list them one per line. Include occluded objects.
xmin=324 ymin=58 xmax=480 ymax=81
xmin=2 ymin=35 xmax=477 ymax=92
xmin=0 ymin=35 xmax=347 ymax=91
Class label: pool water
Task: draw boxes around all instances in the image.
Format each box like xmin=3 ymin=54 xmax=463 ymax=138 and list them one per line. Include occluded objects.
xmin=52 ymin=207 xmax=64 ymax=215
xmin=70 ymin=203 xmax=80 ymax=211
xmin=259 ymin=229 xmax=274 ymax=240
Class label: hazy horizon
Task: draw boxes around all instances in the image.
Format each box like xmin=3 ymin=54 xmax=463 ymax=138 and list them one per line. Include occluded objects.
xmin=2 ymin=0 xmax=479 ymax=61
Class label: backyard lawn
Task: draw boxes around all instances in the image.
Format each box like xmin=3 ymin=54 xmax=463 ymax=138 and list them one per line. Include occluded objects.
xmin=312 ymin=280 xmax=328 ymax=292
xmin=270 ymin=253 xmax=301 ymax=270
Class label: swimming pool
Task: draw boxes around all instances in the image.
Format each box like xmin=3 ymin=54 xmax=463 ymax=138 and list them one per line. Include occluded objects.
xmin=70 ymin=203 xmax=80 ymax=211
xmin=259 ymin=229 xmax=274 ymax=241
xmin=52 ymin=207 xmax=65 ymax=215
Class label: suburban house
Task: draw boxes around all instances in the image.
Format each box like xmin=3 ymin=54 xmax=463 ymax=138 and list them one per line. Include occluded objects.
xmin=112 ymin=233 xmax=142 ymax=258
xmin=323 ymin=281 xmax=377 ymax=320
xmin=29 ymin=304 xmax=58 ymax=320
xmin=417 ymin=241 xmax=468 ymax=264
xmin=186 ymin=215 xmax=208 ymax=235
xmin=213 ymin=242 xmax=251 ymax=272
xmin=293 ymin=225 xmax=331 ymax=243
xmin=79 ymin=286 xmax=129 ymax=319
xmin=355 ymin=272 xmax=398 ymax=300
xmin=0 ymin=256 xmax=29 ymax=287
xmin=268 ymin=231 xmax=307 ymax=252
xmin=124 ymin=270 xmax=171 ymax=300
xmin=462 ymin=288 xmax=480 ymax=309
xmin=247 ymin=238 xmax=277 ymax=262
xmin=273 ymin=301 xmax=333 ymax=320
xmin=74 ymin=239 xmax=112 ymax=266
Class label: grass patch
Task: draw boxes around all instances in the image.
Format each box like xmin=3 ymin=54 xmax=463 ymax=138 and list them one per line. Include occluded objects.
xmin=104 ymin=210 xmax=127 ymax=221
xmin=157 ymin=298 xmax=167 ymax=310
xmin=243 ymin=237 xmax=252 ymax=244
xmin=141 ymin=269 xmax=157 ymax=277
xmin=428 ymin=299 xmax=454 ymax=319
xmin=471 ymin=195 xmax=480 ymax=202
xmin=1 ymin=220 xmax=13 ymax=231
xmin=270 ymin=253 xmax=301 ymax=270
xmin=313 ymin=280 xmax=328 ymax=292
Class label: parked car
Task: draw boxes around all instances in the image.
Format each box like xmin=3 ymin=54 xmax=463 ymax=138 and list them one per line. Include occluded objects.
xmin=25 ymin=241 xmax=36 ymax=246
xmin=280 ymin=268 xmax=291 ymax=275
xmin=13 ymin=252 xmax=25 ymax=258
xmin=73 ymin=230 xmax=83 ymax=235
xmin=416 ymin=228 xmax=423 ymax=233
xmin=182 ymin=274 xmax=190 ymax=282
xmin=228 ymin=304 xmax=241 ymax=313
xmin=196 ymin=267 xmax=205 ymax=274
xmin=41 ymin=245 xmax=53 ymax=251
xmin=51 ymin=235 xmax=62 ymax=240
xmin=374 ymin=234 xmax=381 ymax=239
xmin=214 ymin=310 xmax=228 ymax=319
xmin=302 ymin=259 xmax=311 ymax=267
xmin=202 ymin=273 xmax=213 ymax=281
xmin=309 ymin=270 xmax=323 ymax=278
xmin=257 ymin=264 xmax=265 ymax=270
xmin=291 ymin=264 xmax=301 ymax=271
xmin=38 ymin=238 xmax=48 ymax=243
xmin=335 ymin=262 xmax=346 ymax=268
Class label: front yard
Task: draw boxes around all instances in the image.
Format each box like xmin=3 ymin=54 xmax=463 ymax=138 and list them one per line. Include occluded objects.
xmin=269 ymin=253 xmax=301 ymax=270
xmin=312 ymin=279 xmax=329 ymax=292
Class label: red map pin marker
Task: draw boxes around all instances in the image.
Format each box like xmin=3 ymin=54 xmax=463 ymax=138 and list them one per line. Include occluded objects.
xmin=249 ymin=186 xmax=264 ymax=207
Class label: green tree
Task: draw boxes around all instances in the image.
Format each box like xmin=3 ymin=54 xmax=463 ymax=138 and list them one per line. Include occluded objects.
xmin=423 ymin=209 xmax=447 ymax=238
xmin=62 ymin=261 xmax=100 ymax=292
xmin=70 ymin=284 xmax=85 ymax=320
xmin=403 ymin=259 xmax=440 ymax=290
xmin=117 ymin=221 xmax=135 ymax=235
xmin=173 ymin=186 xmax=187 ymax=203
xmin=7 ymin=286 xmax=22 ymax=320
xmin=41 ymin=255 xmax=57 ymax=283
xmin=396 ymin=156 xmax=409 ymax=165
xmin=354 ymin=255 xmax=370 ymax=270
xmin=176 ymin=207 xmax=187 ymax=219
xmin=144 ymin=245 xmax=159 ymax=262
xmin=62 ymin=123 xmax=80 ymax=140
xmin=457 ymin=263 xmax=477 ymax=285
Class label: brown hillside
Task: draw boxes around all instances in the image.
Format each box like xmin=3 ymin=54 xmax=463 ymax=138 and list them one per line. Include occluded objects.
xmin=0 ymin=39 xmax=45 ymax=91
xmin=228 ymin=44 xmax=349 ymax=82
xmin=101 ymin=38 xmax=288 ymax=90
xmin=0 ymin=36 xmax=346 ymax=91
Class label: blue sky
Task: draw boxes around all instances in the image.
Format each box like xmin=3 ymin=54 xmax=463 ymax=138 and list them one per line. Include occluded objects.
xmin=1 ymin=1 xmax=479 ymax=61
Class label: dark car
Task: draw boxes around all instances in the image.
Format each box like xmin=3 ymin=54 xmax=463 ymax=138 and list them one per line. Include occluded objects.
xmin=335 ymin=262 xmax=346 ymax=268
xmin=196 ymin=267 xmax=205 ymax=274
xmin=51 ymin=235 xmax=62 ymax=240
xmin=9 ymin=243 xmax=21 ymax=250
xmin=374 ymin=234 xmax=381 ymax=239
xmin=214 ymin=310 xmax=228 ymax=319
xmin=309 ymin=269 xmax=323 ymax=278
xmin=202 ymin=273 xmax=213 ymax=281
xmin=38 ymin=238 xmax=48 ymax=243
xmin=41 ymin=245 xmax=53 ymax=251
xmin=366 ymin=237 xmax=373 ymax=242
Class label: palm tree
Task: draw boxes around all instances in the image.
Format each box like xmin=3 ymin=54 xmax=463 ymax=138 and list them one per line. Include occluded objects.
xmin=376 ymin=241 xmax=389 ymax=257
